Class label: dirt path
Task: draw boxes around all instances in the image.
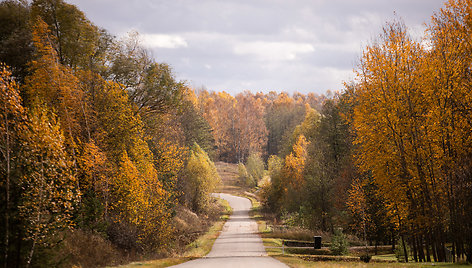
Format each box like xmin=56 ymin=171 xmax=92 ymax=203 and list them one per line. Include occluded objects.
xmin=214 ymin=162 xmax=246 ymax=194
xmin=171 ymin=193 xmax=287 ymax=267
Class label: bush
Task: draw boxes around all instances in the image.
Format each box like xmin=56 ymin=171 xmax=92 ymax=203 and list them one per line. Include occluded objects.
xmin=329 ymin=228 xmax=349 ymax=255
xmin=360 ymin=254 xmax=372 ymax=263
xmin=63 ymin=229 xmax=122 ymax=267
xmin=237 ymin=163 xmax=252 ymax=186
xmin=246 ymin=153 xmax=265 ymax=184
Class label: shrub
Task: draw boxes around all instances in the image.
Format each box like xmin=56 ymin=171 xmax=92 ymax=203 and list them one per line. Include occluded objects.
xmin=329 ymin=228 xmax=349 ymax=255
xmin=237 ymin=163 xmax=251 ymax=186
xmin=246 ymin=153 xmax=265 ymax=184
xmin=64 ymin=229 xmax=122 ymax=267
xmin=360 ymin=254 xmax=372 ymax=263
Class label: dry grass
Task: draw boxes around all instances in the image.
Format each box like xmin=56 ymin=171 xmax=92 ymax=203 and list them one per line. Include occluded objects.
xmin=263 ymin=226 xmax=326 ymax=242
xmin=112 ymin=198 xmax=232 ymax=268
xmin=63 ymin=229 xmax=124 ymax=267
xmin=214 ymin=161 xmax=252 ymax=195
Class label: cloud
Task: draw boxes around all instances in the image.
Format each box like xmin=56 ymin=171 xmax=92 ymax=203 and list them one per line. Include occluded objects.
xmin=68 ymin=0 xmax=446 ymax=95
xmin=233 ymin=41 xmax=315 ymax=61
xmin=141 ymin=34 xmax=188 ymax=49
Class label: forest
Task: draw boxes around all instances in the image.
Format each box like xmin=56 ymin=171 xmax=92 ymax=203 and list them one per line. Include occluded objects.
xmin=1 ymin=0 xmax=472 ymax=267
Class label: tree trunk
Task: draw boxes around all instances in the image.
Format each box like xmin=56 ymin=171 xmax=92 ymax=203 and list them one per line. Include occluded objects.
xmin=25 ymin=240 xmax=35 ymax=268
xmin=3 ymin=108 xmax=10 ymax=268
xmin=425 ymin=234 xmax=431 ymax=262
xmin=412 ymin=236 xmax=418 ymax=262
xmin=419 ymin=235 xmax=426 ymax=262
xmin=401 ymin=235 xmax=408 ymax=263
xmin=431 ymin=233 xmax=438 ymax=262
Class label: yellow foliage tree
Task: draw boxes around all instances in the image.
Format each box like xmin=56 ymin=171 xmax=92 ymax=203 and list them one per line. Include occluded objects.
xmin=0 ymin=65 xmax=27 ymax=266
xmin=183 ymin=143 xmax=220 ymax=213
xmin=19 ymin=106 xmax=79 ymax=266
xmin=282 ymin=135 xmax=309 ymax=211
xmin=24 ymin=17 xmax=86 ymax=144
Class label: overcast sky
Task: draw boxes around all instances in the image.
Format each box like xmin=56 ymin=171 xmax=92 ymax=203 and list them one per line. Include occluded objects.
xmin=68 ymin=0 xmax=445 ymax=95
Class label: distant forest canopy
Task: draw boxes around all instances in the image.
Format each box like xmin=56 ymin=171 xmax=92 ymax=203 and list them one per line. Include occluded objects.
xmin=195 ymin=89 xmax=327 ymax=163
xmin=1 ymin=0 xmax=472 ymax=267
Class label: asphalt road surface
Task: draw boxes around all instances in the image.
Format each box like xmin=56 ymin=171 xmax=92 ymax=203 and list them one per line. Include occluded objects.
xmin=172 ymin=193 xmax=287 ymax=268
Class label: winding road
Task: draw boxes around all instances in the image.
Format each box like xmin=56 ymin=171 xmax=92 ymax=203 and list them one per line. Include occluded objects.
xmin=172 ymin=193 xmax=287 ymax=267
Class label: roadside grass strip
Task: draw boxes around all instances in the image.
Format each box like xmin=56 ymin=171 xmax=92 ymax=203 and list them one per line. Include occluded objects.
xmin=112 ymin=198 xmax=232 ymax=268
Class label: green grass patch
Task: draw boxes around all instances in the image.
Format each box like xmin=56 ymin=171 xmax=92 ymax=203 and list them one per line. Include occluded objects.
xmin=371 ymin=254 xmax=398 ymax=262
xmin=272 ymin=255 xmax=470 ymax=268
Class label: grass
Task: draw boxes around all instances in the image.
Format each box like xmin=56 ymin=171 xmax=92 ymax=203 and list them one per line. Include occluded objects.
xmin=111 ymin=198 xmax=232 ymax=268
xmin=183 ymin=202 xmax=230 ymax=258
xmin=244 ymin=195 xmax=471 ymax=268
xmin=270 ymin=255 xmax=470 ymax=268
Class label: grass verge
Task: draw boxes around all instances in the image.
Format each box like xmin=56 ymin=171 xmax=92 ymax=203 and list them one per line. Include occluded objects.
xmin=112 ymin=198 xmax=232 ymax=268
xmin=245 ymin=195 xmax=469 ymax=268
xmin=270 ymin=255 xmax=469 ymax=268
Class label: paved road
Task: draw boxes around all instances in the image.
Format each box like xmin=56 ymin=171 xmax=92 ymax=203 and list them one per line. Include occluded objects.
xmin=172 ymin=193 xmax=287 ymax=268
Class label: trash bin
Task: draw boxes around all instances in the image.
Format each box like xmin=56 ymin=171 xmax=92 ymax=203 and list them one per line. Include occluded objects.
xmin=314 ymin=236 xmax=321 ymax=249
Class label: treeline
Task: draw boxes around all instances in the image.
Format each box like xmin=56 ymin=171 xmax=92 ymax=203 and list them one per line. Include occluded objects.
xmin=1 ymin=0 xmax=219 ymax=267
xmin=245 ymin=0 xmax=472 ymax=263
xmin=350 ymin=0 xmax=472 ymax=262
xmin=196 ymin=90 xmax=326 ymax=163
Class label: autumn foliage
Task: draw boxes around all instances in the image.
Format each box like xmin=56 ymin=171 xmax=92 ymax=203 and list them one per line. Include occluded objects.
xmin=258 ymin=0 xmax=472 ymax=263
xmin=2 ymin=0 xmax=472 ymax=266
xmin=0 ymin=1 xmax=217 ymax=266
xmin=349 ymin=0 xmax=472 ymax=262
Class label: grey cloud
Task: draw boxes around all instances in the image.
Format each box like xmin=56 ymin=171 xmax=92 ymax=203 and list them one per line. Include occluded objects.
xmin=69 ymin=0 xmax=445 ymax=95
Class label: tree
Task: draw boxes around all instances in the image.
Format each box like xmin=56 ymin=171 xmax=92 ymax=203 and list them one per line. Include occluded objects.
xmin=178 ymin=88 xmax=215 ymax=159
xmin=92 ymin=77 xmax=175 ymax=251
xmin=24 ymin=17 xmax=87 ymax=145
xmin=234 ymin=91 xmax=268 ymax=162
xmin=0 ymin=0 xmax=33 ymax=83
xmin=427 ymin=0 xmax=472 ymax=261
xmin=198 ymin=90 xmax=268 ymax=163
xmin=76 ymin=140 xmax=110 ymax=231
xmin=245 ymin=153 xmax=265 ymax=187
xmin=0 ymin=65 xmax=26 ymax=267
xmin=112 ymin=150 xmax=172 ymax=251
xmin=93 ymin=80 xmax=143 ymax=162
xmin=182 ymin=143 xmax=220 ymax=213
xmin=348 ymin=175 xmax=393 ymax=254
xmin=260 ymin=155 xmax=284 ymax=213
xmin=199 ymin=91 xmax=238 ymax=162
xmin=352 ymin=20 xmax=431 ymax=262
xmin=31 ymin=0 xmax=100 ymax=69
xmin=281 ymin=135 xmax=309 ymax=213
xmin=350 ymin=11 xmax=472 ymax=261
xmin=265 ymin=92 xmax=306 ymax=157
xmin=105 ymin=32 xmax=184 ymax=117
xmin=19 ymin=105 xmax=79 ymax=267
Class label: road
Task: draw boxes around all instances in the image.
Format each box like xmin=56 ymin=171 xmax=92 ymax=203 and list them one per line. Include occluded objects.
xmin=172 ymin=193 xmax=287 ymax=268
